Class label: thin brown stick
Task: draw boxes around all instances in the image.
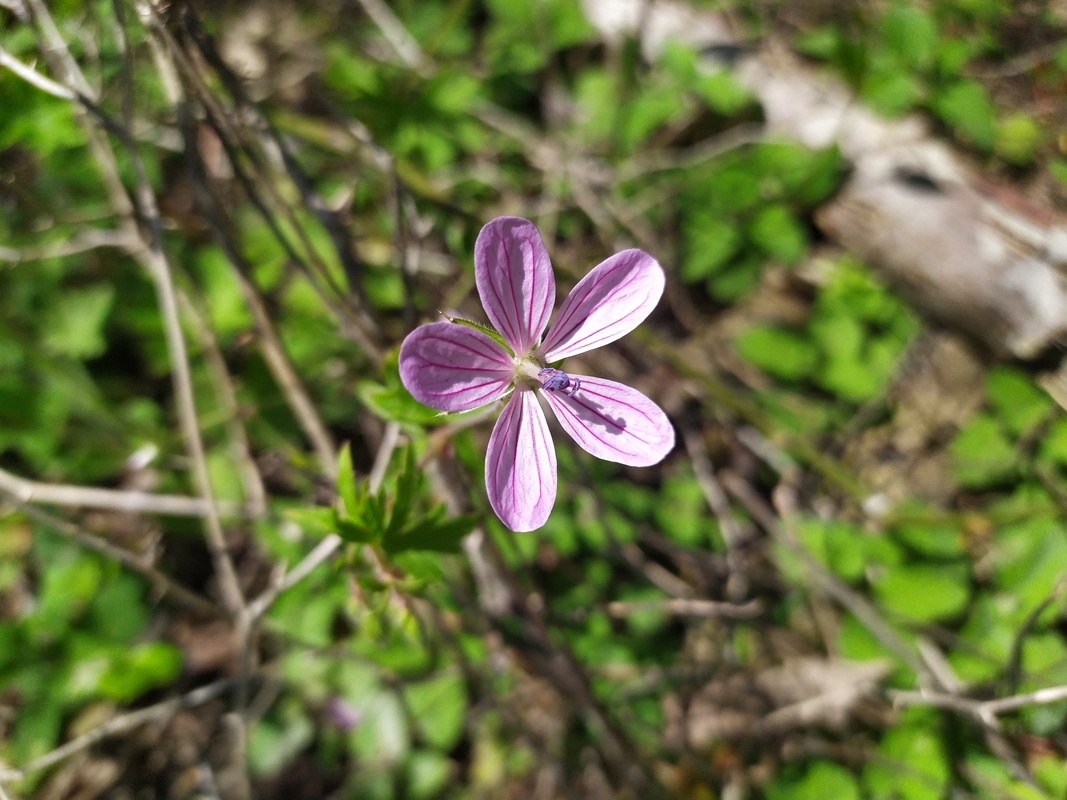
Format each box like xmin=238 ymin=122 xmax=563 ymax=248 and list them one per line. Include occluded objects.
xmin=0 ymin=677 xmax=239 ymax=782
xmin=354 ymin=0 xmax=430 ymax=74
xmin=0 ymin=41 xmax=75 ymax=99
xmin=720 ymin=470 xmax=929 ymax=677
xmin=0 ymin=228 xmax=133 ymax=264
xmin=145 ymin=28 xmax=341 ymax=480
xmin=8 ymin=502 xmax=221 ymax=617
xmin=177 ymin=290 xmax=269 ymax=517
xmin=606 ymin=598 xmax=763 ymax=619
xmin=681 ymin=426 xmax=743 ymax=550
xmin=21 ymin=0 xmax=247 ymax=618
xmin=246 ymin=421 xmax=400 ymax=620
xmin=227 ymin=267 xmax=339 ymax=478
xmin=0 ymin=466 xmax=247 ymax=517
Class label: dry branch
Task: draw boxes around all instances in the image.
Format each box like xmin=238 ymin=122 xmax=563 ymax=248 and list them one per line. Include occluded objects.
xmin=7 ymin=502 xmax=222 ymax=617
xmin=0 ymin=677 xmax=240 ymax=783
xmin=0 ymin=466 xmax=248 ymax=517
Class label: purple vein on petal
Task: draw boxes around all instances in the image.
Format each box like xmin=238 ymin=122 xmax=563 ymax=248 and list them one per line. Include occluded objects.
xmin=399 ymin=322 xmax=515 ymax=412
xmin=486 ymin=389 xmax=556 ymax=531
xmin=541 ymin=250 xmax=661 ymax=361
xmin=546 ymin=268 xmax=644 ymax=355
xmin=541 ymin=376 xmax=673 ymax=467
xmin=418 ymin=333 xmax=512 ymax=369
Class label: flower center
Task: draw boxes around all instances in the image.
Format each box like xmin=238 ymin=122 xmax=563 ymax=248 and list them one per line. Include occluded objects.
xmin=512 ymin=359 xmax=580 ymax=396
xmin=537 ymin=367 xmax=580 ymax=396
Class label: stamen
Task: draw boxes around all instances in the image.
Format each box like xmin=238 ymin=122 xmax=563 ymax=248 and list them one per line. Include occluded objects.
xmin=538 ymin=368 xmax=580 ymax=396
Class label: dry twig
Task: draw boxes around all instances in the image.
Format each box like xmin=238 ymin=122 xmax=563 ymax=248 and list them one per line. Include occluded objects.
xmin=0 ymin=466 xmax=247 ymax=518
xmin=0 ymin=677 xmax=240 ymax=783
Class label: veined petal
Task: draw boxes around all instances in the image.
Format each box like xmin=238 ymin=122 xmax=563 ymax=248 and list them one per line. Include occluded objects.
xmin=542 ymin=376 xmax=674 ymax=467
xmin=399 ymin=322 xmax=515 ymax=413
xmin=475 ymin=217 xmax=555 ymax=355
xmin=540 ymin=249 xmax=664 ymax=361
xmin=485 ymin=388 xmax=557 ymax=532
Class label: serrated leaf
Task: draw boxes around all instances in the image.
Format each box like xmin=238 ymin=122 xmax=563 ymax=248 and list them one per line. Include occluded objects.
xmin=387 ymin=445 xmax=421 ymax=538
xmin=337 ymin=442 xmax=360 ymax=520
xmin=366 ymin=492 xmax=386 ymax=534
xmin=334 ymin=508 xmax=378 ymax=544
xmin=383 ymin=512 xmax=477 ymax=555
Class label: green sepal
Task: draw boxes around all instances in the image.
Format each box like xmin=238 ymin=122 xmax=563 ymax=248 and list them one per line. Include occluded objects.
xmin=442 ymin=314 xmax=513 ymax=356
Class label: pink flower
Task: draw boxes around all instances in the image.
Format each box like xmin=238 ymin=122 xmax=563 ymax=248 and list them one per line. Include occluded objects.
xmin=399 ymin=217 xmax=675 ymax=532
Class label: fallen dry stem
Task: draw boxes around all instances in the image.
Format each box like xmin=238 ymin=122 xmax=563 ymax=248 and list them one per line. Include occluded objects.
xmin=720 ymin=471 xmax=928 ymax=677
xmin=890 ymin=684 xmax=1067 ymax=729
xmin=177 ymin=289 xmax=269 ymax=518
xmin=7 ymin=501 xmax=222 ymax=617
xmin=22 ymin=0 xmax=245 ymax=618
xmin=607 ymin=598 xmax=763 ymax=619
xmin=0 ymin=466 xmax=247 ymax=517
xmin=0 ymin=41 xmax=75 ymax=98
xmin=0 ymin=228 xmax=133 ymax=264
xmin=0 ymin=677 xmax=240 ymax=782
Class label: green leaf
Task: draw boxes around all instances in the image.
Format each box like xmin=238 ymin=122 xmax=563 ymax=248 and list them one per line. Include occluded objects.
xmin=654 ymin=471 xmax=709 ymax=547
xmin=994 ymin=114 xmax=1042 ymax=165
xmin=735 ymin=325 xmax=820 ymax=382
xmin=933 ymin=81 xmax=995 ymax=150
xmin=403 ymin=671 xmax=468 ymax=751
xmin=1050 ymin=158 xmax=1067 ymax=189
xmin=746 ymin=204 xmax=808 ymax=264
xmin=97 ymin=642 xmax=183 ymax=703
xmin=681 ymin=213 xmax=741 ymax=282
xmin=334 ymin=508 xmax=379 ymax=544
xmin=336 ymin=442 xmax=360 ymax=520
xmin=573 ymin=69 xmax=619 ymax=142
xmin=695 ymin=72 xmax=754 ymax=116
xmin=950 ymin=414 xmax=1017 ymax=488
xmin=405 ymin=751 xmax=452 ymax=800
xmin=1033 ymin=756 xmax=1067 ymax=799
xmin=864 ymin=712 xmax=949 ymax=800
xmin=349 ymin=691 xmax=410 ymax=761
xmin=862 ymin=70 xmax=920 ymax=117
xmin=283 ymin=506 xmax=337 ymax=538
xmin=797 ymin=519 xmax=867 ymax=583
xmin=383 ymin=512 xmax=477 ymax=555
xmin=892 ymin=520 xmax=964 ymax=558
xmin=365 ymin=491 xmax=387 ymax=534
xmin=620 ymin=85 xmax=687 ymax=150
xmin=795 ymin=27 xmax=839 ymax=59
xmin=43 ymin=285 xmax=115 ymax=360
xmin=768 ymin=761 xmax=860 ymax=800
xmin=881 ymin=4 xmax=937 ymax=69
xmin=874 ymin=563 xmax=970 ymax=623
xmin=1038 ymin=418 xmax=1067 ymax=465
xmin=387 ymin=445 xmax=421 ymax=538
xmin=985 ymin=367 xmax=1051 ymax=436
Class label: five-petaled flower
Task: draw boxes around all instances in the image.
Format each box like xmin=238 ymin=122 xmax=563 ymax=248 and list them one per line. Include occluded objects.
xmin=399 ymin=217 xmax=675 ymax=532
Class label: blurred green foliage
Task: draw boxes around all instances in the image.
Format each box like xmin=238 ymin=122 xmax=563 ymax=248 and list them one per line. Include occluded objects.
xmin=2 ymin=0 xmax=1067 ymax=797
